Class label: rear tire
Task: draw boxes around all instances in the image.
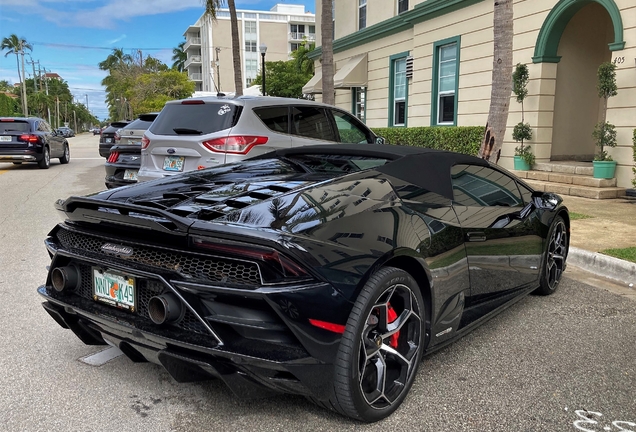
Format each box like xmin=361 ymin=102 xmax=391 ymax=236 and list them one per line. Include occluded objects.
xmin=12 ymin=162 xmax=22 ymax=165
xmin=534 ymin=216 xmax=568 ymax=295
xmin=59 ymin=143 xmax=70 ymax=164
xmin=38 ymin=146 xmax=50 ymax=169
xmin=323 ymin=266 xmax=425 ymax=422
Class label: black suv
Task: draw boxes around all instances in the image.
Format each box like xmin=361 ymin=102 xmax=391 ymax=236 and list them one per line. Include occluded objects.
xmin=98 ymin=120 xmax=130 ymax=158
xmin=0 ymin=117 xmax=70 ymax=169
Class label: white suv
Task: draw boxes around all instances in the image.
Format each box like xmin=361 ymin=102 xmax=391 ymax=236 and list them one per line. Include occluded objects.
xmin=137 ymin=95 xmax=383 ymax=182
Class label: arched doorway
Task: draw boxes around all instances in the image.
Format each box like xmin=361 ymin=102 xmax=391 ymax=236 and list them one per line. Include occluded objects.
xmin=532 ymin=0 xmax=625 ymax=161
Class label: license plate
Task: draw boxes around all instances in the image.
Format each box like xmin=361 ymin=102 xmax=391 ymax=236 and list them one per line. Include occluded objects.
xmin=93 ymin=268 xmax=136 ymax=312
xmin=105 ymin=138 xmax=112 ymax=143
xmin=123 ymin=169 xmax=138 ymax=181
xmin=0 ymin=136 xmax=11 ymax=142
xmin=163 ymin=156 xmax=185 ymax=172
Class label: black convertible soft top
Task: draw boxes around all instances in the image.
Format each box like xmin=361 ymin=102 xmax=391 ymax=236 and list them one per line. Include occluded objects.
xmin=253 ymin=144 xmax=490 ymax=200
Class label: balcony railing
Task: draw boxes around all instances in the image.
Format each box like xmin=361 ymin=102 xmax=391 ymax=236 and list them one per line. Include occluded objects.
xmin=184 ymin=55 xmax=202 ymax=69
xmin=183 ymin=37 xmax=201 ymax=52
xmin=289 ymin=32 xmax=305 ymax=40
xmin=190 ymin=73 xmax=202 ymax=81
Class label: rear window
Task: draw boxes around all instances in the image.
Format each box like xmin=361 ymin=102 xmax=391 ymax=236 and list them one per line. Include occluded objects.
xmin=124 ymin=118 xmax=154 ymax=130
xmin=0 ymin=120 xmax=31 ymax=133
xmin=149 ymin=102 xmax=239 ymax=135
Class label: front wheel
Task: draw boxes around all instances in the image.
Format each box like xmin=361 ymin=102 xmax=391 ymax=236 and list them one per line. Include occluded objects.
xmin=59 ymin=143 xmax=70 ymax=164
xmin=326 ymin=267 xmax=425 ymax=422
xmin=535 ymin=216 xmax=568 ymax=295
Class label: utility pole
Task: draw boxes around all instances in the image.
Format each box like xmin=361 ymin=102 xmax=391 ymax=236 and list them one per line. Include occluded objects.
xmin=56 ymin=96 xmax=59 ymax=129
xmin=215 ymin=47 xmax=221 ymax=92
xmin=85 ymin=94 xmax=89 ymax=113
xmin=19 ymin=46 xmax=29 ymax=116
xmin=36 ymin=61 xmax=43 ymax=91
xmin=43 ymin=68 xmax=51 ymax=125
xmin=27 ymin=57 xmax=37 ymax=92
xmin=73 ymin=110 xmax=77 ymax=133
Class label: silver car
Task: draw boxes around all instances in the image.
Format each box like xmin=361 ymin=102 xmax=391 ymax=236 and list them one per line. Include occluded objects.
xmin=138 ymin=96 xmax=382 ymax=182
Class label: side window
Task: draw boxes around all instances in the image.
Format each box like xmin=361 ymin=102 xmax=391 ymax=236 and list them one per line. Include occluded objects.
xmin=254 ymin=106 xmax=289 ymax=134
xmin=291 ymin=106 xmax=335 ymax=141
xmin=41 ymin=121 xmax=52 ymax=132
xmin=451 ymin=164 xmax=523 ymax=207
xmin=517 ymin=181 xmax=533 ymax=205
xmin=331 ymin=110 xmax=371 ymax=143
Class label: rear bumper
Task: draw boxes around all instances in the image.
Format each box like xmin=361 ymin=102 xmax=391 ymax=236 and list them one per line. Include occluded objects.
xmin=0 ymin=149 xmax=42 ymax=162
xmin=104 ymin=161 xmax=139 ymax=189
xmin=39 ymin=286 xmax=336 ymax=399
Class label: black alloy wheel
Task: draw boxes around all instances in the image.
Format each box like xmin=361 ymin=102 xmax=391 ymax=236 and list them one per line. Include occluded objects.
xmin=38 ymin=146 xmax=50 ymax=169
xmin=535 ymin=216 xmax=568 ymax=295
xmin=60 ymin=144 xmax=70 ymax=164
xmin=326 ymin=266 xmax=424 ymax=422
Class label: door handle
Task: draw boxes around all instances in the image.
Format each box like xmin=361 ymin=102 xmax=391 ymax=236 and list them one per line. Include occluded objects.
xmin=467 ymin=232 xmax=486 ymax=242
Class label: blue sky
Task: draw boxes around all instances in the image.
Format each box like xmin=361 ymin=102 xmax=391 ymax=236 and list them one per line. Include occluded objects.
xmin=0 ymin=0 xmax=315 ymax=120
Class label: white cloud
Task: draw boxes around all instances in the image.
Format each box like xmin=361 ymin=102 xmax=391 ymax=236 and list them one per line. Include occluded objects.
xmin=107 ymin=34 xmax=127 ymax=45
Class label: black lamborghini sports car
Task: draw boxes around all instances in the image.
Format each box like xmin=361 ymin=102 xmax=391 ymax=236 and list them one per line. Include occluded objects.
xmin=38 ymin=144 xmax=569 ymax=422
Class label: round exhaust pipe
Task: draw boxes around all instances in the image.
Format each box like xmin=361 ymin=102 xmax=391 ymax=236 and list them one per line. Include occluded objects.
xmin=51 ymin=265 xmax=80 ymax=292
xmin=148 ymin=293 xmax=182 ymax=325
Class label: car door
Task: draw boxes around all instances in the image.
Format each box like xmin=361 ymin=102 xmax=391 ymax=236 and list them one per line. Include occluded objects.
xmin=40 ymin=121 xmax=62 ymax=156
xmin=289 ymin=106 xmax=337 ymax=147
xmin=451 ymin=164 xmax=543 ymax=298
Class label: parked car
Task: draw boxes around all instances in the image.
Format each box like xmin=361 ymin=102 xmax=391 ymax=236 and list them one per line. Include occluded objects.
xmin=99 ymin=121 xmax=129 ymax=158
xmin=56 ymin=127 xmax=75 ymax=138
xmin=92 ymin=127 xmax=102 ymax=135
xmin=38 ymin=144 xmax=569 ymax=422
xmin=104 ymin=113 xmax=159 ymax=189
xmin=137 ymin=95 xmax=383 ymax=182
xmin=0 ymin=117 xmax=70 ymax=169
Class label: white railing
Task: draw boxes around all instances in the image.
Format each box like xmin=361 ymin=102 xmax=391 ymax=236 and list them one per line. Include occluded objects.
xmin=307 ymin=33 xmax=316 ymax=41
xmin=290 ymin=15 xmax=315 ymax=22
xmin=187 ymin=37 xmax=201 ymax=45
xmin=190 ymin=73 xmax=202 ymax=81
xmin=185 ymin=55 xmax=202 ymax=68
xmin=289 ymin=32 xmax=304 ymax=40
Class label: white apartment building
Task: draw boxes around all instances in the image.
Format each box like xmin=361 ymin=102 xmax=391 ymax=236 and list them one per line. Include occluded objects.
xmin=183 ymin=3 xmax=316 ymax=93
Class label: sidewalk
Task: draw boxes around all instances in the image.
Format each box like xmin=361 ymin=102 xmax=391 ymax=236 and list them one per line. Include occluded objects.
xmin=561 ymin=195 xmax=636 ymax=286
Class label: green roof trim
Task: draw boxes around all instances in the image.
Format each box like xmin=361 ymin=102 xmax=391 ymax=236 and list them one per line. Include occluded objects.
xmin=308 ymin=0 xmax=484 ymax=60
xmin=533 ymin=0 xmax=625 ymax=64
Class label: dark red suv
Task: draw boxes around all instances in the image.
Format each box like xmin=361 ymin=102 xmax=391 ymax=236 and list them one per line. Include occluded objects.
xmin=0 ymin=117 xmax=70 ymax=169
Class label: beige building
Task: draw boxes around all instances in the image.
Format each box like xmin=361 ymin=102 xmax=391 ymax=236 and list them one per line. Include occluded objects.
xmin=183 ymin=4 xmax=315 ymax=94
xmin=305 ymin=0 xmax=636 ymax=188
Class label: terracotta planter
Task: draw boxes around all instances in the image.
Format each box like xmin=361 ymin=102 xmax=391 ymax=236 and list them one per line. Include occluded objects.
xmin=592 ymin=160 xmax=617 ymax=179
xmin=513 ymin=155 xmax=530 ymax=171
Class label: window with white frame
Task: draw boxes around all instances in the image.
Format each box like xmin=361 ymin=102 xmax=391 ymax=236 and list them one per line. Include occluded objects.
xmin=390 ymin=56 xmax=407 ymax=126
xmin=245 ymin=41 xmax=257 ymax=52
xmin=352 ymin=87 xmax=365 ymax=121
xmin=245 ymin=21 xmax=256 ymax=34
xmin=245 ymin=58 xmax=258 ymax=86
xmin=435 ymin=41 xmax=458 ymax=125
xmin=359 ymin=0 xmax=367 ymax=30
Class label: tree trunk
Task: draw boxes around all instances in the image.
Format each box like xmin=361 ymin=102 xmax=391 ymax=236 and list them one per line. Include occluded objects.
xmin=228 ymin=0 xmax=243 ymax=96
xmin=320 ymin=0 xmax=334 ymax=105
xmin=479 ymin=0 xmax=513 ymax=163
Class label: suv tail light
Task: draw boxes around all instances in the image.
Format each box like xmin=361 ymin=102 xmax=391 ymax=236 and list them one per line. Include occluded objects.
xmin=19 ymin=134 xmax=39 ymax=143
xmin=202 ymin=136 xmax=268 ymax=155
xmin=107 ymin=151 xmax=120 ymax=163
xmin=141 ymin=134 xmax=150 ymax=149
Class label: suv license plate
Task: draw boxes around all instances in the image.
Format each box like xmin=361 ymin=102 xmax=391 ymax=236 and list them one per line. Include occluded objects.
xmin=0 ymin=136 xmax=11 ymax=142
xmin=163 ymin=156 xmax=185 ymax=172
xmin=123 ymin=169 xmax=138 ymax=181
xmin=105 ymin=138 xmax=112 ymax=143
xmin=93 ymin=268 xmax=136 ymax=312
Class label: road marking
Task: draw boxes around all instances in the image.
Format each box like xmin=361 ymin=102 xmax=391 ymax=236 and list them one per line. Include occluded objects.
xmin=80 ymin=346 xmax=124 ymax=366
xmin=0 ymin=170 xmax=7 ymax=176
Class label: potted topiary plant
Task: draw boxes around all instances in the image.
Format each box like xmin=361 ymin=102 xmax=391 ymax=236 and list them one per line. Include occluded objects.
xmin=512 ymin=63 xmax=534 ymax=170
xmin=592 ymin=62 xmax=618 ymax=179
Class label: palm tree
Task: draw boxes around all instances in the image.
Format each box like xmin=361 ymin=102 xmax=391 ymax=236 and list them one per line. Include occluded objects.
xmin=204 ymin=0 xmax=243 ymax=95
xmin=478 ymin=0 xmax=513 ymax=163
xmin=172 ymin=41 xmax=187 ymax=72
xmin=320 ymin=0 xmax=334 ymax=105
xmin=98 ymin=48 xmax=132 ymax=71
xmin=1 ymin=34 xmax=32 ymax=116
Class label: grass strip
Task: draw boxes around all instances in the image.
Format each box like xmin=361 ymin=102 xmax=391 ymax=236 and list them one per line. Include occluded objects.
xmin=600 ymin=247 xmax=636 ymax=264
xmin=569 ymin=212 xmax=594 ymax=220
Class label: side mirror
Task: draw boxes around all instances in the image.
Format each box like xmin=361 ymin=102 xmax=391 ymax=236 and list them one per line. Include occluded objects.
xmin=375 ymin=136 xmax=386 ymax=145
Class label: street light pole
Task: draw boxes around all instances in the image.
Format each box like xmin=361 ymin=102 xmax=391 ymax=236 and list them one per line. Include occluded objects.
xmin=259 ymin=43 xmax=267 ymax=96
xmin=215 ymin=47 xmax=221 ymax=93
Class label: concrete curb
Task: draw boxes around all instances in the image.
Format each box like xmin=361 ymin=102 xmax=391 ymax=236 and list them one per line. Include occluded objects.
xmin=568 ymin=246 xmax=636 ymax=286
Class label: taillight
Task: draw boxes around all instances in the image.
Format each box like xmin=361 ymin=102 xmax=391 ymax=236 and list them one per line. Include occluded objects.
xmin=19 ymin=134 xmax=39 ymax=143
xmin=107 ymin=152 xmax=120 ymax=163
xmin=192 ymin=238 xmax=309 ymax=284
xmin=181 ymin=99 xmax=204 ymax=105
xmin=202 ymin=136 xmax=268 ymax=155
xmin=141 ymin=135 xmax=150 ymax=149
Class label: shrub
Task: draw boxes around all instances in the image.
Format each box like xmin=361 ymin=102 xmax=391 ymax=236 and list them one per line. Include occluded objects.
xmin=372 ymin=126 xmax=484 ymax=156
xmin=0 ymin=93 xmax=18 ymax=117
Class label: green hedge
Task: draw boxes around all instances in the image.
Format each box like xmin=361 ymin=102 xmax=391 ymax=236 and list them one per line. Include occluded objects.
xmin=0 ymin=93 xmax=18 ymax=117
xmin=371 ymin=126 xmax=484 ymax=156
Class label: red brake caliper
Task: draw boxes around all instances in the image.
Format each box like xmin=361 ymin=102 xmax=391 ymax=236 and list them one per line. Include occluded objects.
xmin=387 ymin=305 xmax=400 ymax=349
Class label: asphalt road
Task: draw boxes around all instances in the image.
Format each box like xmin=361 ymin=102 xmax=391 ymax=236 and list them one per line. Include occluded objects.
xmin=0 ymin=134 xmax=634 ymax=432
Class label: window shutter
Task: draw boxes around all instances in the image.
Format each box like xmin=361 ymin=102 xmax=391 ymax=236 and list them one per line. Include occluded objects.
xmin=405 ymin=56 xmax=414 ymax=79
